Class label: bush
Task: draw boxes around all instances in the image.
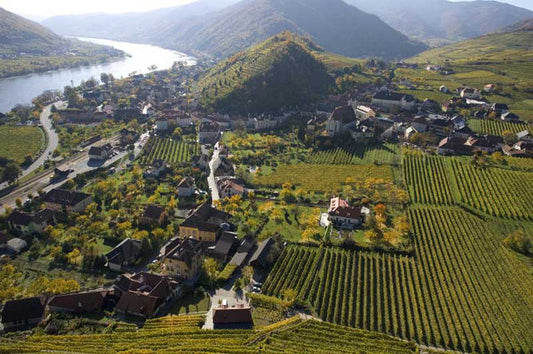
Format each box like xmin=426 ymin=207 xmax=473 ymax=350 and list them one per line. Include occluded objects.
xmin=503 ymin=230 xmax=532 ymax=256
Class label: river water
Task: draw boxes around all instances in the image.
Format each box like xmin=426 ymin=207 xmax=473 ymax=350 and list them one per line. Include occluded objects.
xmin=0 ymin=37 xmax=196 ymax=113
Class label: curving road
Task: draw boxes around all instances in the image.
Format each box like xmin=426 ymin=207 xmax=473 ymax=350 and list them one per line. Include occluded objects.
xmin=23 ymin=103 xmax=59 ymax=178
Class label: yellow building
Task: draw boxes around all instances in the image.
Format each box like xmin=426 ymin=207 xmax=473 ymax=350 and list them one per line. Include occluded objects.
xmin=178 ymin=203 xmax=231 ymax=243
xmin=162 ymin=238 xmax=204 ymax=279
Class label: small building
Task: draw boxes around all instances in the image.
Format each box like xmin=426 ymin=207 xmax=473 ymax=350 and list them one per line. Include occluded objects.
xmin=48 ymin=289 xmax=113 ymax=314
xmin=140 ymin=205 xmax=167 ymax=226
xmin=156 ymin=118 xmax=169 ymax=132
xmin=217 ymin=179 xmax=250 ymax=199
xmin=213 ymin=303 xmax=253 ymax=328
xmin=438 ymin=136 xmax=472 ymax=155
xmin=460 ymin=88 xmax=482 ymax=100
xmin=465 ymin=135 xmax=505 ymax=153
xmin=115 ymin=272 xmax=180 ymax=318
xmin=144 ymin=160 xmax=168 ymax=178
xmin=229 ymin=236 xmax=257 ymax=268
xmin=501 ymin=112 xmax=520 ymax=122
xmin=43 ymin=189 xmax=93 ymax=213
xmin=491 ymin=103 xmax=509 ymax=114
xmin=372 ymin=91 xmax=416 ymax=111
xmin=249 ymin=238 xmax=275 ymax=268
xmin=328 ymin=197 xmax=363 ymax=229
xmin=105 ymin=238 xmax=142 ymax=272
xmin=179 ymin=203 xmax=232 ymax=243
xmin=355 ymin=105 xmax=376 ymax=120
xmin=6 ymin=209 xmax=55 ymax=236
xmin=7 ymin=238 xmax=28 ymax=254
xmin=88 ymin=144 xmax=113 ymax=161
xmin=326 ymin=106 xmax=356 ymax=137
xmin=411 ymin=117 xmax=429 ymax=133
xmin=208 ymin=231 xmax=238 ymax=264
xmin=177 ymin=177 xmax=196 ymax=198
xmin=161 ymin=237 xmax=204 ymax=280
xmin=484 ymin=84 xmax=496 ymax=93
xmin=1 ymin=297 xmax=46 ymax=332
xmin=198 ymin=121 xmax=221 ymax=144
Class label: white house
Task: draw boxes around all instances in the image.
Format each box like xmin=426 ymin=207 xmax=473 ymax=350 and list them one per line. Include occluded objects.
xmin=372 ymin=91 xmax=416 ymax=111
xmin=326 ymin=106 xmax=357 ymax=137
xmin=177 ymin=176 xmax=196 ymax=198
xmin=328 ymin=197 xmax=363 ymax=229
xmin=460 ymin=88 xmax=482 ymax=100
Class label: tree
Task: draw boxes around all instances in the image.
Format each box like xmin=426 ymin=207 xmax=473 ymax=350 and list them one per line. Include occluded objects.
xmin=282 ymin=288 xmax=297 ymax=303
xmin=364 ymin=230 xmax=380 ymax=243
xmin=100 ymin=73 xmax=110 ymax=85
xmin=172 ymin=128 xmax=183 ymax=139
xmin=502 ymin=130 xmax=518 ymax=145
xmin=2 ymin=163 xmax=21 ymax=184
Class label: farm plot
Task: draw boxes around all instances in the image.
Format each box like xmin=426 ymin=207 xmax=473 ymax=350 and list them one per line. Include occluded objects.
xmin=0 ymin=314 xmax=415 ymax=353
xmin=0 ymin=125 xmax=44 ymax=164
xmin=139 ymin=137 xmax=198 ymax=164
xmin=254 ymin=164 xmax=393 ymax=192
xmin=263 ymin=207 xmax=533 ymax=353
xmin=307 ymin=143 xmax=400 ymax=165
xmin=450 ymin=159 xmax=533 ymax=219
xmin=403 ymin=155 xmax=455 ymax=204
xmin=467 ymin=119 xmax=530 ymax=136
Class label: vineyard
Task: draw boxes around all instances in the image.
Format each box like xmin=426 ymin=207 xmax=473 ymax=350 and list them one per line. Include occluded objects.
xmin=450 ymin=159 xmax=533 ymax=219
xmin=0 ymin=314 xmax=415 ymax=353
xmin=403 ymin=156 xmax=454 ymax=204
xmin=467 ymin=118 xmax=530 ymax=136
xmin=263 ymin=207 xmax=533 ymax=353
xmin=254 ymin=164 xmax=393 ymax=192
xmin=307 ymin=143 xmax=400 ymax=165
xmin=139 ymin=137 xmax=199 ymax=164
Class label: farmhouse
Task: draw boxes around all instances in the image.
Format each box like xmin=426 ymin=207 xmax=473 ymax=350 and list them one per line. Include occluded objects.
xmin=355 ymin=105 xmax=376 ymax=120
xmin=48 ymin=289 xmax=114 ymax=314
xmin=161 ymin=237 xmax=204 ymax=280
xmin=177 ymin=176 xmax=196 ymax=198
xmin=460 ymin=88 xmax=482 ymax=100
xmin=6 ymin=209 xmax=55 ymax=236
xmin=1 ymin=297 xmax=46 ymax=332
xmin=140 ymin=205 xmax=167 ymax=226
xmin=105 ymin=238 xmax=142 ymax=272
xmin=372 ymin=91 xmax=416 ymax=111
xmin=207 ymin=231 xmax=239 ymax=264
xmin=213 ymin=303 xmax=253 ymax=328
xmin=501 ymin=112 xmax=520 ymax=122
xmin=88 ymin=144 xmax=113 ymax=161
xmin=326 ymin=106 xmax=356 ymax=137
xmin=465 ymin=135 xmax=504 ymax=153
xmin=43 ymin=189 xmax=93 ymax=213
xmin=115 ymin=272 xmax=180 ymax=318
xmin=438 ymin=136 xmax=473 ymax=155
xmin=229 ymin=236 xmax=258 ymax=268
xmin=179 ymin=203 xmax=232 ymax=242
xmin=144 ymin=160 xmax=169 ymax=178
xmin=328 ymin=197 xmax=363 ymax=229
xmin=249 ymin=238 xmax=275 ymax=268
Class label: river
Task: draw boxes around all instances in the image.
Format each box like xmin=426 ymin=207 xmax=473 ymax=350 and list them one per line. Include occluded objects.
xmin=0 ymin=38 xmax=196 ymax=113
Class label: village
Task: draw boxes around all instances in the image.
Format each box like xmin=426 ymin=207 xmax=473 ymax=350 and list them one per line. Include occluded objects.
xmin=0 ymin=61 xmax=531 ymax=335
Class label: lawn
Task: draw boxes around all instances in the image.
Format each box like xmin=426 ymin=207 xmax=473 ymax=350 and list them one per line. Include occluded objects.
xmin=258 ymin=203 xmax=319 ymax=242
xmin=254 ymin=164 xmax=393 ymax=193
xmin=0 ymin=125 xmax=44 ymax=163
xmin=169 ymin=292 xmax=210 ymax=315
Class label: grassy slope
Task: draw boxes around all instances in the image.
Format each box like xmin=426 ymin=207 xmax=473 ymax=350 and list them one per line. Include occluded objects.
xmin=196 ymin=32 xmax=334 ymax=113
xmin=0 ymin=125 xmax=44 ymax=163
xmin=402 ymin=29 xmax=533 ymax=121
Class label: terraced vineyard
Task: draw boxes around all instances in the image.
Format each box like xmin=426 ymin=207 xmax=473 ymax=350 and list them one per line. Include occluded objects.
xmin=307 ymin=143 xmax=400 ymax=165
xmin=263 ymin=207 xmax=533 ymax=353
xmin=403 ymin=156 xmax=455 ymax=204
xmin=139 ymin=137 xmax=199 ymax=164
xmin=450 ymin=159 xmax=533 ymax=219
xmin=0 ymin=315 xmax=415 ymax=353
xmin=467 ymin=119 xmax=530 ymax=136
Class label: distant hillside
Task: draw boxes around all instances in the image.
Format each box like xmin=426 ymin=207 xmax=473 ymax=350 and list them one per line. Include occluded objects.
xmin=408 ymin=23 xmax=533 ymax=64
xmin=41 ymin=0 xmax=240 ymax=42
xmin=0 ymin=7 xmax=123 ymax=78
xmin=345 ymin=0 xmax=533 ymax=46
xmin=195 ymin=32 xmax=334 ymax=113
xmin=500 ymin=17 xmax=533 ymax=32
xmin=43 ymin=0 xmax=427 ymax=60
xmin=0 ymin=7 xmax=70 ymax=55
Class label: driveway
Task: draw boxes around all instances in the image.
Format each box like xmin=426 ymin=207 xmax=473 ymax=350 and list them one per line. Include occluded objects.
xmin=207 ymin=142 xmax=222 ymax=203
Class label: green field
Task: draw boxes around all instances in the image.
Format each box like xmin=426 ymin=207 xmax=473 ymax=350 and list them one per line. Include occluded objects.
xmin=0 ymin=125 xmax=44 ymax=163
xmin=254 ymin=164 xmax=393 ymax=193
xmin=467 ymin=119 xmax=530 ymax=136
xmin=0 ymin=314 xmax=416 ymax=353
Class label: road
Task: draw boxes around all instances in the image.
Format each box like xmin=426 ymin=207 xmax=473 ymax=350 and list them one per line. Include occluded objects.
xmin=0 ymin=136 xmax=125 ymax=213
xmin=207 ymin=142 xmax=222 ymax=203
xmin=0 ymin=103 xmax=60 ymax=191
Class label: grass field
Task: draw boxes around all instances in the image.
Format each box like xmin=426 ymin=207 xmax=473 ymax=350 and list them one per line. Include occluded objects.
xmin=254 ymin=164 xmax=393 ymax=193
xmin=0 ymin=125 xmax=44 ymax=164
xmin=0 ymin=314 xmax=416 ymax=353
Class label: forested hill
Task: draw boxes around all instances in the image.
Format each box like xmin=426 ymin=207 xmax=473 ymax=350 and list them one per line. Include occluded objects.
xmin=195 ymin=32 xmax=334 ymax=113
xmin=0 ymin=7 xmax=70 ymax=55
xmin=154 ymin=0 xmax=427 ymax=60
xmin=345 ymin=0 xmax=533 ymax=46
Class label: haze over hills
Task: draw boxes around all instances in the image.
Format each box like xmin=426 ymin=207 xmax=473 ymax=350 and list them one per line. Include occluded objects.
xmin=41 ymin=0 xmax=241 ymax=43
xmin=195 ymin=32 xmax=334 ymax=113
xmin=345 ymin=0 xmax=533 ymax=45
xmin=43 ymin=0 xmax=427 ymax=60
